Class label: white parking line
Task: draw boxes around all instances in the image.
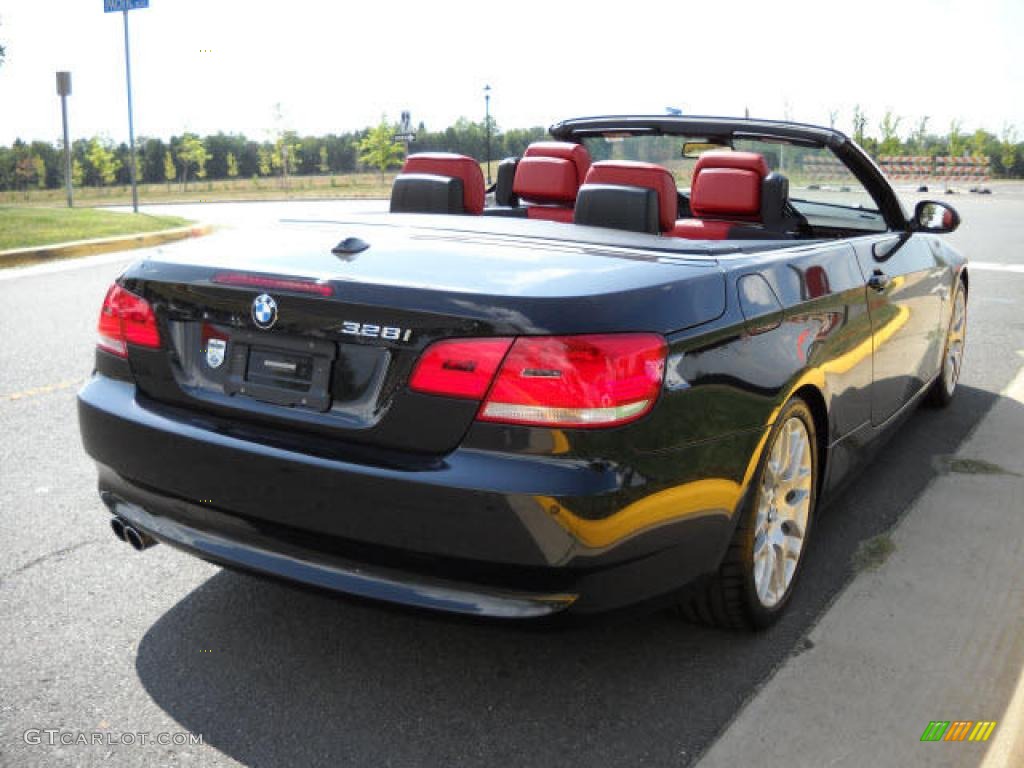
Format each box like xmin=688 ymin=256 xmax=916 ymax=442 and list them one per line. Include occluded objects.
xmin=969 ymin=261 xmax=1024 ymax=274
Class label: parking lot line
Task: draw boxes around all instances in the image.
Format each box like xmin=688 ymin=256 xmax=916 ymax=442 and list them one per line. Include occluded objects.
xmin=1 ymin=378 xmax=86 ymax=403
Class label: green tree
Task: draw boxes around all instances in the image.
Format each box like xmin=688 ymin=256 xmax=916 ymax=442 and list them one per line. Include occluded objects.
xmin=85 ymin=138 xmax=121 ymax=186
xmin=948 ymin=120 xmax=964 ymax=157
xmin=358 ymin=117 xmax=405 ymax=176
xmin=176 ymin=133 xmax=209 ymax=190
xmin=272 ymin=131 xmax=301 ymax=185
xmin=163 ymin=151 xmax=176 ymax=187
xmin=32 ymin=155 xmax=46 ymax=189
xmin=318 ymin=146 xmax=329 ymax=174
xmin=71 ymin=158 xmax=84 ymax=187
xmin=969 ymin=128 xmax=991 ymax=160
xmin=257 ymin=146 xmax=272 ymax=176
xmin=852 ymin=105 xmax=868 ymax=146
xmin=878 ymin=110 xmax=902 ymax=156
xmin=999 ymin=126 xmax=1017 ymax=177
xmin=910 ymin=116 xmax=930 ymax=153
xmin=226 ymin=151 xmax=239 ymax=179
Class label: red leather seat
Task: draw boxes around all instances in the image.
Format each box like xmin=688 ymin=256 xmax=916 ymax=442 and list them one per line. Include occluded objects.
xmin=671 ymin=151 xmax=770 ymax=239
xmin=399 ymin=153 xmax=486 ymax=214
xmin=580 ymin=161 xmax=678 ymax=232
xmin=513 ymin=142 xmax=592 ymax=222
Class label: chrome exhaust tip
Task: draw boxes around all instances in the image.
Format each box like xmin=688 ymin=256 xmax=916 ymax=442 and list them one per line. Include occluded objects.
xmin=123 ymin=524 xmax=157 ymax=551
xmin=110 ymin=516 xmax=127 ymax=542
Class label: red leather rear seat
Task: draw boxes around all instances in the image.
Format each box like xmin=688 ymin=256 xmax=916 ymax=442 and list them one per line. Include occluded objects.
xmin=671 ymin=151 xmax=770 ymax=239
xmin=513 ymin=142 xmax=592 ymax=222
xmin=581 ymin=161 xmax=678 ymax=232
xmin=399 ymin=153 xmax=486 ymax=214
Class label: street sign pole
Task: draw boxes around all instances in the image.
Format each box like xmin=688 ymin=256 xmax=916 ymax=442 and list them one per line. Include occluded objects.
xmin=122 ymin=9 xmax=139 ymax=213
xmin=56 ymin=71 xmax=73 ymax=208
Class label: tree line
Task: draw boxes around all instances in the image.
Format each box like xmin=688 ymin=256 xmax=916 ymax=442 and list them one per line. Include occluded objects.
xmin=0 ymin=117 xmax=547 ymax=193
xmin=1 ymin=111 xmax=1021 ymax=193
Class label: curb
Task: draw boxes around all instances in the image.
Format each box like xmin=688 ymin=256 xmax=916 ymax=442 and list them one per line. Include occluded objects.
xmin=0 ymin=224 xmax=214 ymax=269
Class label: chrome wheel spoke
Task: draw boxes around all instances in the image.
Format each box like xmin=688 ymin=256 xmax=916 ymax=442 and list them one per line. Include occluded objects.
xmin=771 ymin=542 xmax=787 ymax=597
xmin=754 ymin=543 xmax=774 ymax=603
xmin=752 ymin=414 xmax=813 ymax=609
xmin=944 ymin=292 xmax=967 ymax=394
xmin=753 ymin=527 xmax=770 ymax=557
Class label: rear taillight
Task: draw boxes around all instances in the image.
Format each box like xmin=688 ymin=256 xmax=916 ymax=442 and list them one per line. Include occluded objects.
xmin=410 ymin=333 xmax=667 ymax=428
xmin=96 ymin=284 xmax=161 ymax=357
xmin=480 ymin=334 xmax=666 ymax=427
xmin=409 ymin=338 xmax=514 ymax=399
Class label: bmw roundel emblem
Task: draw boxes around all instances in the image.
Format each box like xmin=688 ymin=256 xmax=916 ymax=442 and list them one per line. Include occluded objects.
xmin=251 ymin=293 xmax=278 ymax=330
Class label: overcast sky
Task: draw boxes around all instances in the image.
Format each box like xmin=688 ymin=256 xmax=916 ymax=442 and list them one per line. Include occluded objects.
xmin=1 ymin=0 xmax=1021 ymax=146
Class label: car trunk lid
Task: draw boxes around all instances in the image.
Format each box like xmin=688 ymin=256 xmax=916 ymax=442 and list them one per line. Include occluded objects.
xmin=120 ymin=218 xmax=726 ymax=457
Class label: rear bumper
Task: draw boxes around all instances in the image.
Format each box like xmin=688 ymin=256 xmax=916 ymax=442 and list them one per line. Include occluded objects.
xmin=79 ymin=375 xmax=760 ymax=616
xmin=102 ymin=491 xmax=575 ymax=618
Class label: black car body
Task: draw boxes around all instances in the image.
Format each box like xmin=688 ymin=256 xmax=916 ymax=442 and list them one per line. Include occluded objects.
xmin=78 ymin=116 xmax=968 ymax=628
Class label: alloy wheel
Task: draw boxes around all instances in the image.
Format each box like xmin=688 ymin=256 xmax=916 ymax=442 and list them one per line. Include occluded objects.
xmin=753 ymin=416 xmax=813 ymax=608
xmin=944 ymin=289 xmax=967 ymax=396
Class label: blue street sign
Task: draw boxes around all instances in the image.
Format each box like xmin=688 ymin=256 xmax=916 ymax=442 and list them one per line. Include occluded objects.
xmin=104 ymin=0 xmax=148 ymax=12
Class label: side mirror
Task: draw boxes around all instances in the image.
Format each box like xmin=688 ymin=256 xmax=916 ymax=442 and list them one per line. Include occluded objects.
xmin=912 ymin=200 xmax=960 ymax=233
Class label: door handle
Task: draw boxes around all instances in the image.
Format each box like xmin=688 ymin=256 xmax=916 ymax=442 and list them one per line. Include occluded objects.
xmin=868 ymin=270 xmax=891 ymax=292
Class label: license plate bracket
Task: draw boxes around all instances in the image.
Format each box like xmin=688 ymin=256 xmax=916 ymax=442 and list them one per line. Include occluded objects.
xmin=223 ymin=330 xmax=335 ymax=411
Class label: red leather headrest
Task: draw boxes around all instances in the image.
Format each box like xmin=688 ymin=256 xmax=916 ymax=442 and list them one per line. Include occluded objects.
xmin=402 ymin=153 xmax=485 ymax=214
xmin=513 ymin=157 xmax=579 ymax=204
xmin=583 ymin=161 xmax=678 ymax=232
xmin=693 ymin=151 xmax=769 ymax=178
xmin=524 ymin=142 xmax=592 ymax=187
xmin=691 ymin=168 xmax=761 ymax=217
xmin=690 ymin=151 xmax=769 ymax=219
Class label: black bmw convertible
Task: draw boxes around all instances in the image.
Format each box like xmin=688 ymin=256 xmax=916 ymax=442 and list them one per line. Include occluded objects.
xmin=78 ymin=115 xmax=968 ymax=629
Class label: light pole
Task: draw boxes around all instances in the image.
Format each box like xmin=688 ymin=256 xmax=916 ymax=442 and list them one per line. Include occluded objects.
xmin=56 ymin=71 xmax=73 ymax=208
xmin=122 ymin=9 xmax=139 ymax=213
xmin=484 ymin=84 xmax=492 ymax=185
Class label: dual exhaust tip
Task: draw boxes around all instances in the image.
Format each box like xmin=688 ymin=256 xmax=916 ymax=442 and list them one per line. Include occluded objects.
xmin=110 ymin=516 xmax=157 ymax=551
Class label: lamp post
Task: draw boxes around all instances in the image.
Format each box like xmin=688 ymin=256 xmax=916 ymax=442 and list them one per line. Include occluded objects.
xmin=484 ymin=84 xmax=492 ymax=185
xmin=56 ymin=71 xmax=73 ymax=208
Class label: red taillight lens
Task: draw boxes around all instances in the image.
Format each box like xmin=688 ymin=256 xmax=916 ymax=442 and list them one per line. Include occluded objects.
xmin=212 ymin=271 xmax=333 ymax=297
xmin=409 ymin=333 xmax=667 ymax=428
xmin=409 ymin=338 xmax=514 ymax=399
xmin=480 ymin=334 xmax=667 ymax=428
xmin=96 ymin=284 xmax=161 ymax=358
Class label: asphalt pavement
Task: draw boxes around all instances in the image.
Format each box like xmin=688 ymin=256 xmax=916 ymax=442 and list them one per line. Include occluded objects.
xmin=1 ymin=195 xmax=1022 ymax=767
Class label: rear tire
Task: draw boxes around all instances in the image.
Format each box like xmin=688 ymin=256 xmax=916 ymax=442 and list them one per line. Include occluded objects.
xmin=678 ymin=396 xmax=819 ymax=630
xmin=926 ymin=279 xmax=967 ymax=408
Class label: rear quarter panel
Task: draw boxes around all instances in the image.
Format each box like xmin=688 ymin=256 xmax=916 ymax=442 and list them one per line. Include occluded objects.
xmin=463 ymin=240 xmax=875 ymax=561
